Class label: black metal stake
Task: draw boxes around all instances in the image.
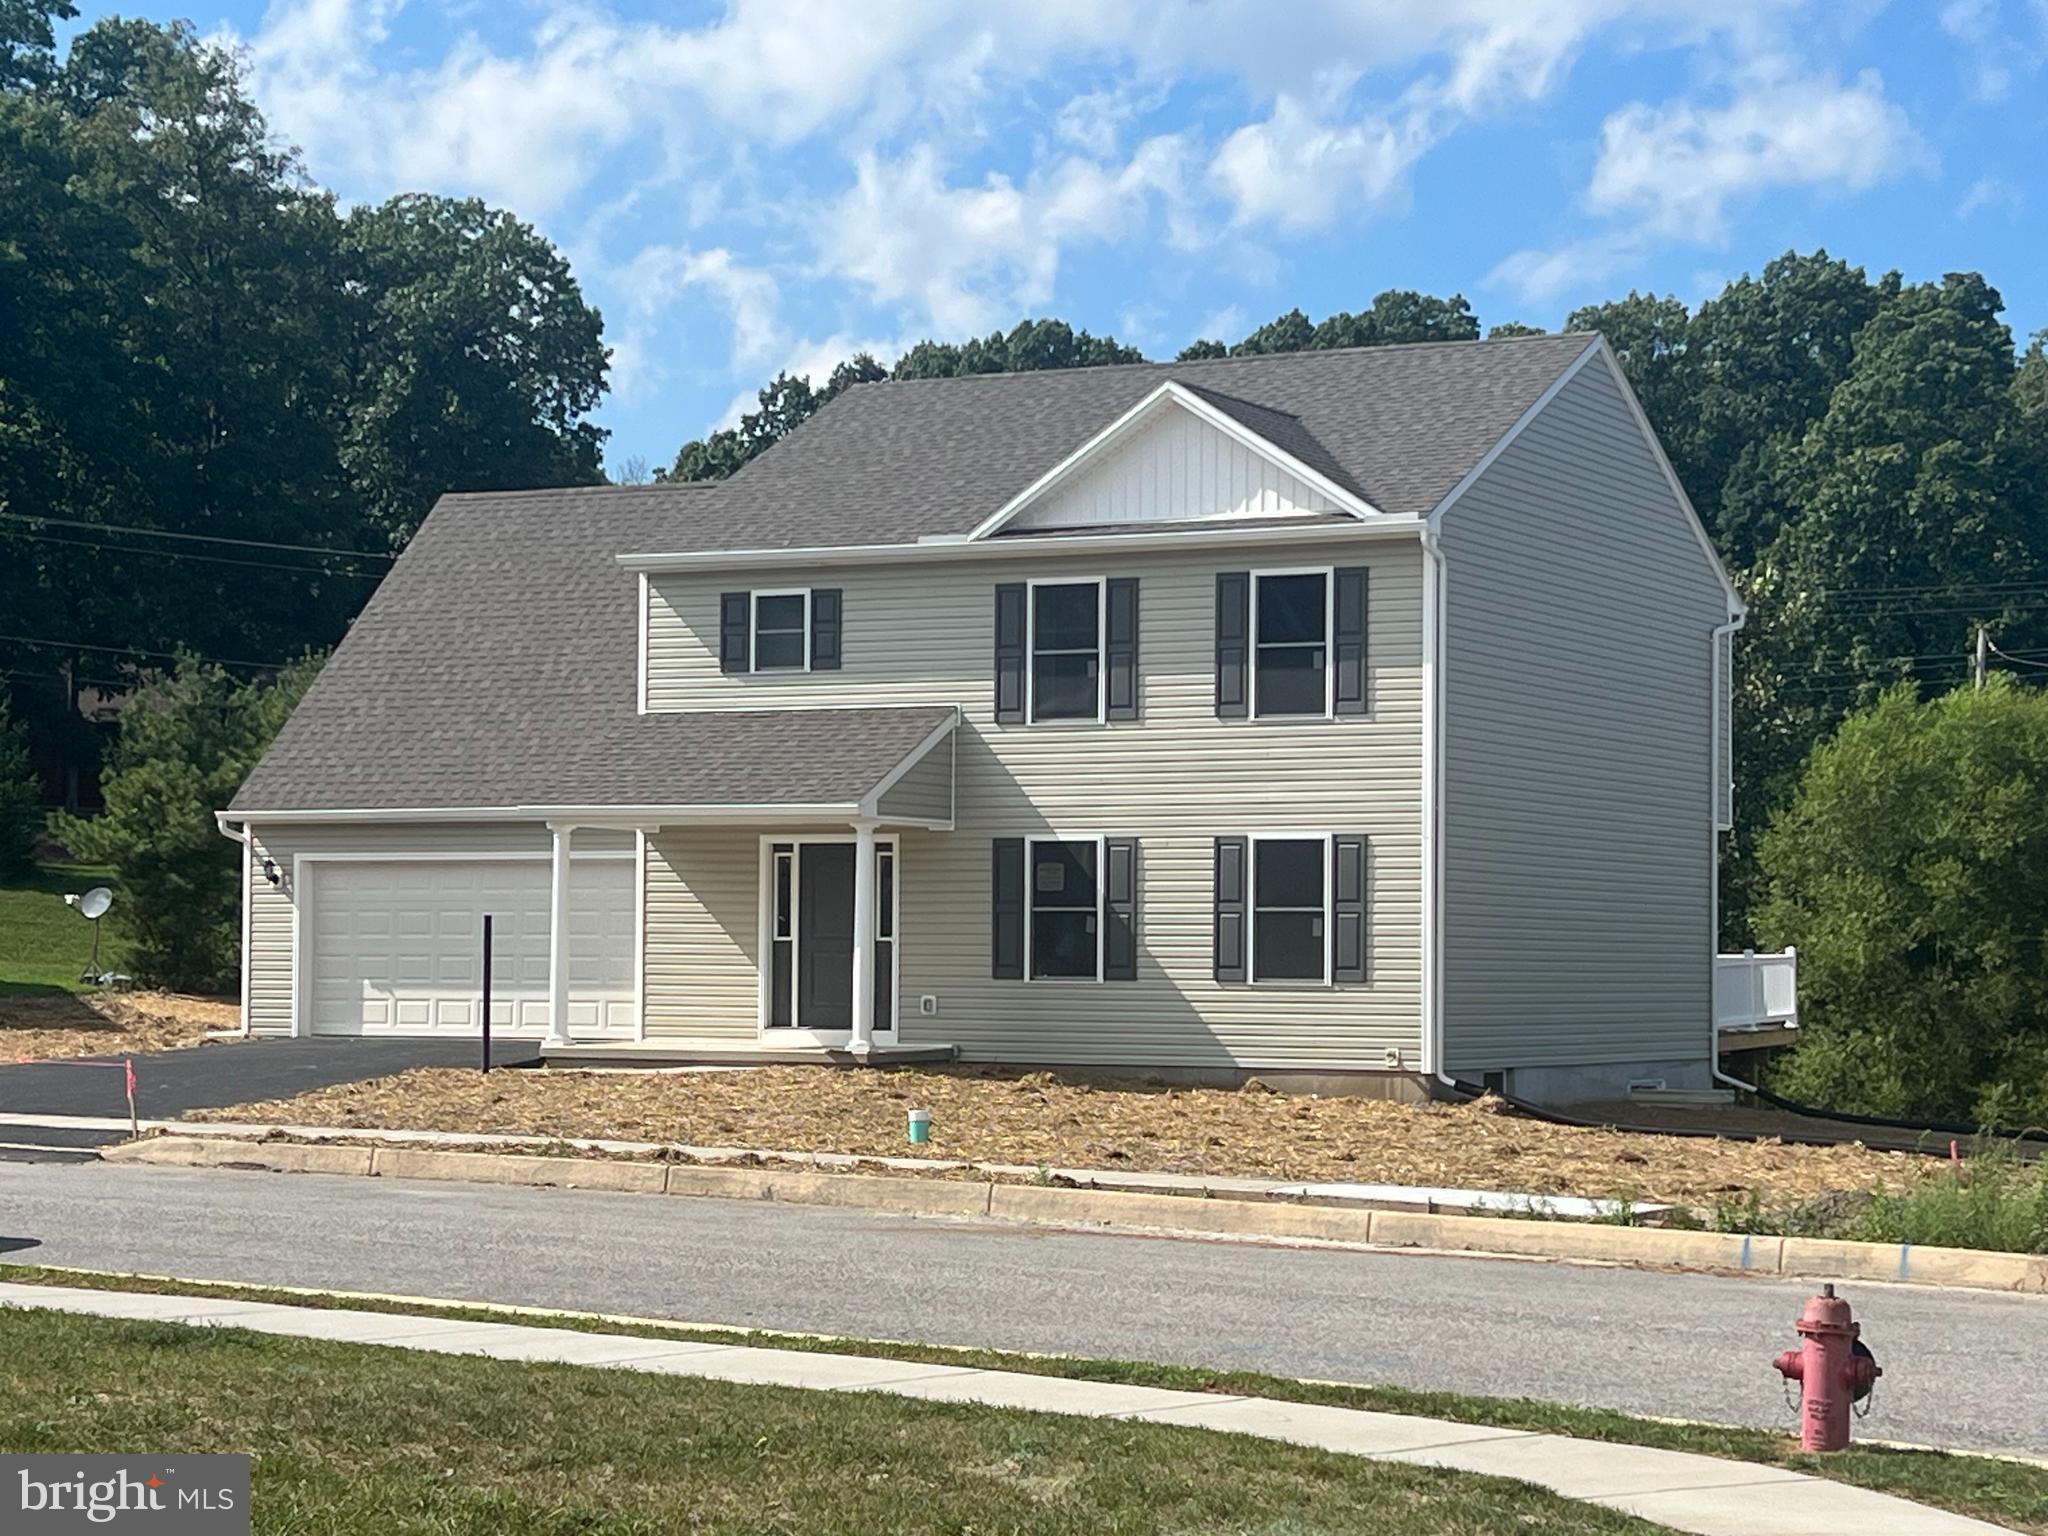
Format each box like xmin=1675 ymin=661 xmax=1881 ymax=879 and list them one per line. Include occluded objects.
xmin=481 ymin=913 xmax=493 ymax=1074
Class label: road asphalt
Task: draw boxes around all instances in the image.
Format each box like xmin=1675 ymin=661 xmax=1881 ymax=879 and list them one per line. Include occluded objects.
xmin=2 ymin=1158 xmax=2042 ymax=1457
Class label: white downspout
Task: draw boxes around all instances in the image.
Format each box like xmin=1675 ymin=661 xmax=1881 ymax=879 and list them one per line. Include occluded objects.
xmin=1709 ymin=614 xmax=1753 ymax=1092
xmin=1419 ymin=525 xmax=1455 ymax=1094
xmin=215 ymin=815 xmax=255 ymax=1038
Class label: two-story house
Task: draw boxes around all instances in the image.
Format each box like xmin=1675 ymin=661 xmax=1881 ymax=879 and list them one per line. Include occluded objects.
xmin=220 ymin=333 xmax=1742 ymax=1101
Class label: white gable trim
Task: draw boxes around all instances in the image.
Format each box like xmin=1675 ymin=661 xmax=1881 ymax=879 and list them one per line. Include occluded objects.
xmin=1427 ymin=336 xmax=1743 ymax=617
xmin=966 ymin=380 xmax=1382 ymax=540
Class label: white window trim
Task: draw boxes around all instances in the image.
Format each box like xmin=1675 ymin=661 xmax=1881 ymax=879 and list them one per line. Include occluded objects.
xmin=1024 ymin=832 xmax=1108 ymax=982
xmin=1249 ymin=566 xmax=1336 ymax=722
xmin=750 ymin=587 xmax=811 ymax=673
xmin=1247 ymin=831 xmax=1334 ymax=987
xmin=755 ymin=833 xmax=900 ymax=1040
xmin=1025 ymin=575 xmax=1108 ymax=727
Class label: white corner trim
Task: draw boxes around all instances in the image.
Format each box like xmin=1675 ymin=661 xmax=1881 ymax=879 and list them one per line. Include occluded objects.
xmin=857 ymin=708 xmax=962 ymax=822
xmin=633 ymin=828 xmax=648 ymax=1042
xmin=965 ymin=380 xmax=1382 ymax=540
xmin=1419 ymin=527 xmax=1446 ymax=1077
xmin=635 ymin=571 xmax=650 ymax=715
xmin=289 ymin=854 xmax=306 ymax=1038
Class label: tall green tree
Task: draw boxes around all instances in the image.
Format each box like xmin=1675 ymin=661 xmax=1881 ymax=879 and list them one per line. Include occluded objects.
xmin=1757 ymin=680 xmax=2048 ymax=1123
xmin=1230 ymin=291 xmax=1479 ymax=355
xmin=0 ymin=684 xmax=38 ymax=874
xmin=1564 ymin=290 xmax=1693 ymax=431
xmin=668 ymin=355 xmax=885 ymax=482
xmin=59 ymin=655 xmax=321 ymax=990
xmin=341 ymin=195 xmax=609 ymax=544
xmin=891 ymin=318 xmax=1142 ymax=379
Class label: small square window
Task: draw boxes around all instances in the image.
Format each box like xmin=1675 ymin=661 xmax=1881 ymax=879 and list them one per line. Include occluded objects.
xmin=753 ymin=592 xmax=808 ymax=671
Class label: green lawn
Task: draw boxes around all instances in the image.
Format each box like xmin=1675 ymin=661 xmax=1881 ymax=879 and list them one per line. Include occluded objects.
xmin=7 ymin=1264 xmax=2043 ymax=1533
xmin=0 ymin=1307 xmax=1659 ymax=1536
xmin=0 ymin=861 xmax=121 ymax=995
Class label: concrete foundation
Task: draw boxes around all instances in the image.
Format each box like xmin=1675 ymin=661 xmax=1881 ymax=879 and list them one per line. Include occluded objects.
xmin=1473 ymin=1057 xmax=1712 ymax=1106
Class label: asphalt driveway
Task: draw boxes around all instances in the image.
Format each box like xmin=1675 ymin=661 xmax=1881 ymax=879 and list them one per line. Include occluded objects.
xmin=0 ymin=1037 xmax=537 ymax=1158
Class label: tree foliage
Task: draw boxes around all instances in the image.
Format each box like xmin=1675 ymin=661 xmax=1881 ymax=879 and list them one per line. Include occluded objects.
xmin=58 ymin=656 xmax=321 ymax=989
xmin=0 ymin=685 xmax=38 ymax=874
xmin=0 ymin=16 xmax=606 ymax=733
xmin=1756 ymin=681 xmax=2048 ymax=1124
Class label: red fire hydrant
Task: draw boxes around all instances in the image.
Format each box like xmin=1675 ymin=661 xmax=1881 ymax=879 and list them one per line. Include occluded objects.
xmin=1773 ymin=1284 xmax=1880 ymax=1451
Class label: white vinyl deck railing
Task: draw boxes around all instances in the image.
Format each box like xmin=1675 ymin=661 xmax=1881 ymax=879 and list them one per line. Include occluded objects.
xmin=1715 ymin=948 xmax=1799 ymax=1031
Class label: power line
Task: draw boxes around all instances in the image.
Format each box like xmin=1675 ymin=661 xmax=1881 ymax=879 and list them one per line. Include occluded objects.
xmin=14 ymin=530 xmax=385 ymax=578
xmin=0 ymin=633 xmax=294 ymax=671
xmin=1988 ymin=639 xmax=2048 ymax=671
xmin=0 ymin=510 xmax=394 ymax=561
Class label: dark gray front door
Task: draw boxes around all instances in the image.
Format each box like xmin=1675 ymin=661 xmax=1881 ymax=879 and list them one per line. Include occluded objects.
xmin=798 ymin=843 xmax=855 ymax=1029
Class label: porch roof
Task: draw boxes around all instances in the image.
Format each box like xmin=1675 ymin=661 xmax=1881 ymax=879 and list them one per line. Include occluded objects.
xmin=227 ymin=703 xmax=959 ymax=824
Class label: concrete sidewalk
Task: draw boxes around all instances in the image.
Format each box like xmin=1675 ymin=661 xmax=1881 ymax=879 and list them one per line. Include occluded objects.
xmin=0 ymin=1281 xmax=2007 ymax=1536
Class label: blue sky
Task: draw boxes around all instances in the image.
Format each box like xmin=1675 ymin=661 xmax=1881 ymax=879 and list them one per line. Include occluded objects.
xmin=70 ymin=1 xmax=2048 ymax=476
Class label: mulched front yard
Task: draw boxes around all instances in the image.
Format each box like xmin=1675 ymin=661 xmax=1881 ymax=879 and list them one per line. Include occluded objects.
xmin=0 ymin=990 xmax=239 ymax=1062
xmin=194 ymin=1062 xmax=1927 ymax=1205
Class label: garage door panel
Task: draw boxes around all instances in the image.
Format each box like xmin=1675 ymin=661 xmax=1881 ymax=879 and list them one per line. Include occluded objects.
xmin=309 ymin=859 xmax=635 ymax=1038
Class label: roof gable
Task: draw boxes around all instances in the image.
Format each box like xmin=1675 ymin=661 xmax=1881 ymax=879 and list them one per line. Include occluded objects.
xmin=975 ymin=381 xmax=1375 ymax=537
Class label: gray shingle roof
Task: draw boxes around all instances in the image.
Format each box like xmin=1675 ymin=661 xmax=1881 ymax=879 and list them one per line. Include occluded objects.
xmin=229 ymin=490 xmax=955 ymax=811
xmin=231 ymin=335 xmax=1595 ymax=813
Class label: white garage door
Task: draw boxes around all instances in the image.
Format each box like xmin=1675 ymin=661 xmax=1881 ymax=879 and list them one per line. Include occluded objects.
xmin=307 ymin=860 xmax=634 ymax=1037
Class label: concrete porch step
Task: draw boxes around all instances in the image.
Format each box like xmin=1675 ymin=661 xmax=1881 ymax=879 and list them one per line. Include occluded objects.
xmin=541 ymin=1039 xmax=960 ymax=1069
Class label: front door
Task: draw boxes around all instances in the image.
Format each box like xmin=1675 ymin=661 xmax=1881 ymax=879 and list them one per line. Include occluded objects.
xmin=797 ymin=843 xmax=855 ymax=1029
xmin=767 ymin=839 xmax=896 ymax=1034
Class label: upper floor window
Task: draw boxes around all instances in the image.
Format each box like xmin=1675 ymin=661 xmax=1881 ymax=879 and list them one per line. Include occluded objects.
xmin=1030 ymin=579 xmax=1103 ymax=722
xmin=1215 ymin=567 xmax=1367 ymax=721
xmin=718 ymin=587 xmax=842 ymax=675
xmin=994 ymin=579 xmax=1139 ymax=725
xmin=753 ymin=590 xmax=810 ymax=671
xmin=1254 ymin=570 xmax=1329 ymax=717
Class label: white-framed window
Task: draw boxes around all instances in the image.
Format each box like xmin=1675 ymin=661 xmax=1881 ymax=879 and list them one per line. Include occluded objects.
xmin=1028 ymin=834 xmax=1103 ymax=979
xmin=1250 ymin=833 xmax=1330 ymax=984
xmin=1251 ymin=568 xmax=1333 ymax=719
xmin=1028 ymin=577 xmax=1105 ymax=724
xmin=752 ymin=589 xmax=810 ymax=672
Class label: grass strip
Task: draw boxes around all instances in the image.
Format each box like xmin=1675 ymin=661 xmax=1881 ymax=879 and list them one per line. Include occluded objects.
xmin=4 ymin=1260 xmax=2042 ymax=1533
xmin=0 ymin=1304 xmax=1665 ymax=1535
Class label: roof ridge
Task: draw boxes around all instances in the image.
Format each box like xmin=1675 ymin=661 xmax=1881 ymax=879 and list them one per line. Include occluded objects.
xmin=859 ymin=330 xmax=1598 ymax=392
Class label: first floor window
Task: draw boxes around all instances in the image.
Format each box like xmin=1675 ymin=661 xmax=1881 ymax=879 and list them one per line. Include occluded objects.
xmin=1254 ymin=571 xmax=1328 ymax=717
xmin=1030 ymin=580 xmax=1102 ymax=721
xmin=1030 ymin=837 xmax=1099 ymax=979
xmin=1253 ymin=837 xmax=1327 ymax=982
xmin=753 ymin=591 xmax=809 ymax=670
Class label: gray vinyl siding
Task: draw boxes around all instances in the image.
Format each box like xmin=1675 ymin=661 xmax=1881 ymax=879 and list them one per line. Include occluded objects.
xmin=641 ymin=537 xmax=1425 ymax=1068
xmin=1439 ymin=356 xmax=1729 ymax=1073
xmin=241 ymin=822 xmax=630 ymax=1036
xmin=874 ymin=741 xmax=954 ymax=823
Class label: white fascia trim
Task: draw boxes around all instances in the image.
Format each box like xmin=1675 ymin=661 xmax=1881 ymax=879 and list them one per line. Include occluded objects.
xmin=964 ymin=380 xmax=1383 ymax=541
xmin=618 ymin=515 xmax=1427 ymax=574
xmin=856 ymin=707 xmax=962 ymax=822
xmin=1427 ymin=337 xmax=1743 ymax=619
xmin=217 ymin=803 xmax=947 ymax=829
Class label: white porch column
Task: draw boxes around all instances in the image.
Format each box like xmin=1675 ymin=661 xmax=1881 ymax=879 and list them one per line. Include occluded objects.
xmin=544 ymin=822 xmax=576 ymax=1048
xmin=849 ymin=819 xmax=878 ymax=1059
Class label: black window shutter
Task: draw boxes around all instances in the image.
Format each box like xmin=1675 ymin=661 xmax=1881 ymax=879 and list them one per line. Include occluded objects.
xmin=993 ymin=584 xmax=1027 ymax=723
xmin=811 ymin=588 xmax=842 ymax=670
xmin=1103 ymin=837 xmax=1139 ymax=980
xmin=1334 ymin=567 xmax=1368 ymax=716
xmin=1105 ymin=578 xmax=1140 ymax=721
xmin=1332 ymin=835 xmax=1368 ymax=983
xmin=719 ymin=592 xmax=750 ymax=673
xmin=1213 ymin=836 xmax=1248 ymax=982
xmin=991 ymin=838 xmax=1025 ymax=979
xmin=1215 ymin=572 xmax=1249 ymax=718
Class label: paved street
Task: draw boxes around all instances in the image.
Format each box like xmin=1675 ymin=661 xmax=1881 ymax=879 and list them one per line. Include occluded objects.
xmin=2 ymin=1159 xmax=2042 ymax=1457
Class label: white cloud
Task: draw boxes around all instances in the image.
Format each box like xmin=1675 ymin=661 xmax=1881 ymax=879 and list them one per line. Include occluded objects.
xmin=1957 ymin=173 xmax=2024 ymax=217
xmin=1209 ymin=93 xmax=1426 ymax=233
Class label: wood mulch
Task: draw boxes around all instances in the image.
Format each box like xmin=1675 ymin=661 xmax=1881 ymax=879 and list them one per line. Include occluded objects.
xmin=0 ymin=992 xmax=239 ymax=1062
xmin=195 ymin=1063 xmax=1929 ymax=1205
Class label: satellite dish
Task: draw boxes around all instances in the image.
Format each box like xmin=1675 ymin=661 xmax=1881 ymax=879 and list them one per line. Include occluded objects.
xmin=79 ymin=887 xmax=113 ymax=920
